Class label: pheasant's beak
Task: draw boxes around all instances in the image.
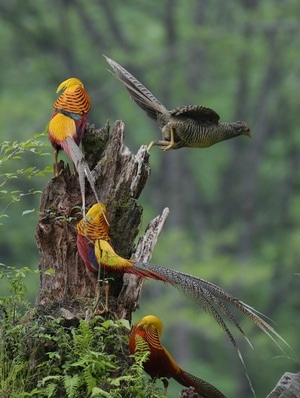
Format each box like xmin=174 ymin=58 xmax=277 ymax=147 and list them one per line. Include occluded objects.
xmin=245 ymin=130 xmax=251 ymax=138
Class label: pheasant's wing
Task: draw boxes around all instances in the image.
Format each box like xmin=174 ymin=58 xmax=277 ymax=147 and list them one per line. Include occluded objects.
xmin=171 ymin=105 xmax=220 ymax=125
xmin=105 ymin=56 xmax=168 ymax=121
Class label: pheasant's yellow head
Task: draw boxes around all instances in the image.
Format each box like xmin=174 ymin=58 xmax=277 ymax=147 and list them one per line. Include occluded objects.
xmin=77 ymin=203 xmax=110 ymax=239
xmin=56 ymin=77 xmax=84 ymax=94
xmin=86 ymin=203 xmax=107 ymax=220
xmin=139 ymin=315 xmax=163 ymax=337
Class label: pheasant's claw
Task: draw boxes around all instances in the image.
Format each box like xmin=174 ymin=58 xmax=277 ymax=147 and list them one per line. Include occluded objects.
xmin=161 ymin=143 xmax=174 ymax=151
xmin=147 ymin=140 xmax=174 ymax=152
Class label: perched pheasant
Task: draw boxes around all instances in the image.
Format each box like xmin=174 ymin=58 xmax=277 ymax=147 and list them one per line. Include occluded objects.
xmin=105 ymin=56 xmax=251 ymax=151
xmin=76 ymin=203 xmax=287 ymax=353
xmin=48 ymin=78 xmax=101 ymax=217
xmin=76 ymin=203 xmax=168 ymax=311
xmin=130 ymin=315 xmax=227 ymax=397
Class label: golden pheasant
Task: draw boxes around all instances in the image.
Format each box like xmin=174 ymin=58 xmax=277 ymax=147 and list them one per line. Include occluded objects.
xmin=48 ymin=77 xmax=101 ymax=217
xmin=105 ymin=56 xmax=251 ymax=151
xmin=130 ymin=315 xmax=227 ymax=397
xmin=76 ymin=203 xmax=287 ymax=353
xmin=76 ymin=203 xmax=168 ymax=310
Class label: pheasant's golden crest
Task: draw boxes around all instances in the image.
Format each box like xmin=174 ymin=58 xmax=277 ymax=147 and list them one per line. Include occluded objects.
xmin=77 ymin=203 xmax=110 ymax=241
xmin=54 ymin=77 xmax=91 ymax=114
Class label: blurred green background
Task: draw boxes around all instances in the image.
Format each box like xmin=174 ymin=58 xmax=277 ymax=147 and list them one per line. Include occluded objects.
xmin=0 ymin=1 xmax=299 ymax=397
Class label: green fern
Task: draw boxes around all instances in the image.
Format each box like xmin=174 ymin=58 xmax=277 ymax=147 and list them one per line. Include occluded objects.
xmin=64 ymin=374 xmax=81 ymax=398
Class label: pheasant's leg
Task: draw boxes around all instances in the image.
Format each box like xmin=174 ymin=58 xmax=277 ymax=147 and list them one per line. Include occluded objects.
xmin=162 ymin=127 xmax=175 ymax=151
xmin=72 ymin=162 xmax=77 ymax=176
xmin=147 ymin=140 xmax=156 ymax=152
xmin=102 ymin=281 xmax=109 ymax=312
xmin=148 ymin=127 xmax=175 ymax=151
xmin=54 ymin=149 xmax=59 ymax=177
xmin=93 ymin=281 xmax=109 ymax=314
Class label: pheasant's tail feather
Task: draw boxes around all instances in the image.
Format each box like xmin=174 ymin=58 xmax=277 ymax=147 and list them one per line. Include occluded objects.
xmin=178 ymin=370 xmax=227 ymax=398
xmin=104 ymin=55 xmax=167 ymax=120
xmin=65 ymin=137 xmax=109 ymax=223
xmin=235 ymin=300 xmax=289 ymax=352
xmin=136 ymin=262 xmax=289 ymax=352
xmin=131 ymin=264 xmax=169 ymax=282
xmin=135 ymin=262 xmax=244 ymax=349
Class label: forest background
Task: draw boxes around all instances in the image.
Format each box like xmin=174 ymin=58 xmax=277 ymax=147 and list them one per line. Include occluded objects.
xmin=0 ymin=1 xmax=299 ymax=397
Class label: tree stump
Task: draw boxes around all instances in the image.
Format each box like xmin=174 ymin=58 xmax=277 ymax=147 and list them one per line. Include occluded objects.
xmin=35 ymin=120 xmax=168 ymax=320
xmin=266 ymin=372 xmax=300 ymax=398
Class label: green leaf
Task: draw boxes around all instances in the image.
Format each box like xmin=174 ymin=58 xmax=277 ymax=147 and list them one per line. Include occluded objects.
xmin=44 ymin=268 xmax=55 ymax=276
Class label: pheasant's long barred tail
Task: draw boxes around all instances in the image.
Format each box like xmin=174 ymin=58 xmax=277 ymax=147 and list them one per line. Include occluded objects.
xmin=180 ymin=370 xmax=227 ymax=398
xmin=134 ymin=262 xmax=289 ymax=351
xmin=104 ymin=55 xmax=167 ymax=120
xmin=65 ymin=136 xmax=99 ymax=218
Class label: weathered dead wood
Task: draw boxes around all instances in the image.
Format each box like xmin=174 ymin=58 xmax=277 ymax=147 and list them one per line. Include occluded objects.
xmin=266 ymin=372 xmax=300 ymax=398
xmin=117 ymin=207 xmax=170 ymax=319
xmin=181 ymin=387 xmax=200 ymax=398
xmin=35 ymin=120 xmax=167 ymax=320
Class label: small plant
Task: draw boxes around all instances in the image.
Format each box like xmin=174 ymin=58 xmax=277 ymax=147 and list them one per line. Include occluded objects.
xmin=0 ymin=265 xmax=32 ymax=323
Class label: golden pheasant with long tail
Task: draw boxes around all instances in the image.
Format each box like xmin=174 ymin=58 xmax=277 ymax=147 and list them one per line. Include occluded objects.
xmin=76 ymin=203 xmax=287 ymax=353
xmin=76 ymin=203 xmax=168 ymax=309
xmin=105 ymin=56 xmax=251 ymax=151
xmin=130 ymin=315 xmax=227 ymax=397
xmin=48 ymin=78 xmax=101 ymax=217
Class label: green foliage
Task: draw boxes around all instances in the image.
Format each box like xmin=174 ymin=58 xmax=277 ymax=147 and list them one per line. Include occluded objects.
xmin=0 ymin=269 xmax=164 ymax=397
xmin=0 ymin=265 xmax=32 ymax=322
xmin=0 ymin=132 xmax=51 ymax=302
xmin=0 ymin=312 xmax=164 ymax=398
xmin=0 ymin=133 xmax=51 ymax=222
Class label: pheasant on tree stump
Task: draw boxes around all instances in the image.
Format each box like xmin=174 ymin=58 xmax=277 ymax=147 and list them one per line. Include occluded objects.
xmin=48 ymin=77 xmax=91 ymax=175
xmin=105 ymin=56 xmax=251 ymax=151
xmin=76 ymin=203 xmax=288 ymax=357
xmin=48 ymin=77 xmax=106 ymax=218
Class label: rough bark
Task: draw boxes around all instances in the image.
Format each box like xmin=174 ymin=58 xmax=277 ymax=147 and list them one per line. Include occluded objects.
xmin=35 ymin=120 xmax=167 ymax=320
xmin=266 ymin=372 xmax=300 ymax=398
